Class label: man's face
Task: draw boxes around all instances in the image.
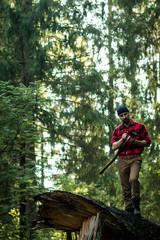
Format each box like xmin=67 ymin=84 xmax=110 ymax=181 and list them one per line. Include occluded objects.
xmin=119 ymin=112 xmax=130 ymax=124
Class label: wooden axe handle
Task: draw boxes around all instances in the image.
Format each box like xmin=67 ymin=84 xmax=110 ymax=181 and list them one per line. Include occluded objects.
xmin=99 ymin=153 xmax=119 ymax=174
xmin=99 ymin=137 xmax=131 ymax=175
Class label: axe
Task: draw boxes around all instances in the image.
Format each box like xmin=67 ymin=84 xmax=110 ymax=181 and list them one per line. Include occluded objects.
xmin=99 ymin=131 xmax=137 ymax=175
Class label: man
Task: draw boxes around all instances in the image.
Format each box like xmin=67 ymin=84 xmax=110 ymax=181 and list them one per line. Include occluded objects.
xmin=111 ymin=105 xmax=151 ymax=216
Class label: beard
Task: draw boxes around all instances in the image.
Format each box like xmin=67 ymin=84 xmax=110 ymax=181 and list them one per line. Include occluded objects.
xmin=123 ymin=118 xmax=130 ymax=124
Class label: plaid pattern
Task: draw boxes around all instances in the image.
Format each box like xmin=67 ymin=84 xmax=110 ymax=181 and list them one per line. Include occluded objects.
xmin=111 ymin=119 xmax=151 ymax=155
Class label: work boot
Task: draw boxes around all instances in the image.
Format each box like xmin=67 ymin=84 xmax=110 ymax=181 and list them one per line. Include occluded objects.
xmin=132 ymin=198 xmax=141 ymax=217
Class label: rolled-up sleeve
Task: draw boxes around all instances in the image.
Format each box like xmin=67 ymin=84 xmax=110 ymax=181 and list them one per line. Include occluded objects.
xmin=111 ymin=130 xmax=119 ymax=145
xmin=141 ymin=125 xmax=151 ymax=145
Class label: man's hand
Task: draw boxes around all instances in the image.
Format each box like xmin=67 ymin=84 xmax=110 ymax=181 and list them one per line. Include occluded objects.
xmin=127 ymin=136 xmax=136 ymax=143
xmin=112 ymin=133 xmax=128 ymax=150
xmin=122 ymin=133 xmax=128 ymax=140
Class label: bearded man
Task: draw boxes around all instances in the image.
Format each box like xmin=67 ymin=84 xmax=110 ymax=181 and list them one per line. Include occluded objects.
xmin=111 ymin=105 xmax=151 ymax=216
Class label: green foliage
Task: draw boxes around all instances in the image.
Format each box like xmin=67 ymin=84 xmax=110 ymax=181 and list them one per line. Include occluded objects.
xmin=0 ymin=81 xmax=50 ymax=238
xmin=0 ymin=0 xmax=160 ymax=239
xmin=33 ymin=228 xmax=79 ymax=240
xmin=106 ymin=0 xmax=160 ymax=223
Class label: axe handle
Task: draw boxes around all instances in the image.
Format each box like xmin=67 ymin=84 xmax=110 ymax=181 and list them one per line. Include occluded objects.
xmin=99 ymin=139 xmax=130 ymax=175
xmin=99 ymin=152 xmax=119 ymax=174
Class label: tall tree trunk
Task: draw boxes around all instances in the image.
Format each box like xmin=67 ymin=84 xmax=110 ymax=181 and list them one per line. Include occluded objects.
xmin=107 ymin=0 xmax=115 ymax=152
xmin=20 ymin=143 xmax=36 ymax=240
xmin=18 ymin=2 xmax=37 ymax=239
xmin=19 ymin=143 xmax=27 ymax=240
xmin=41 ymin=133 xmax=45 ymax=188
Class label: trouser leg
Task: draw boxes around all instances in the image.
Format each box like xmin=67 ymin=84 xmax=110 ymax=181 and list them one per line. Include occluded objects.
xmin=118 ymin=159 xmax=132 ymax=209
xmin=130 ymin=158 xmax=142 ymax=216
xmin=129 ymin=158 xmax=142 ymax=200
xmin=118 ymin=157 xmax=142 ymax=210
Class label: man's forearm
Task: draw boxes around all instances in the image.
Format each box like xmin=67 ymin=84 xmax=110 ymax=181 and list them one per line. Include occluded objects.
xmin=112 ymin=138 xmax=149 ymax=151
xmin=133 ymin=139 xmax=149 ymax=147
xmin=112 ymin=138 xmax=124 ymax=150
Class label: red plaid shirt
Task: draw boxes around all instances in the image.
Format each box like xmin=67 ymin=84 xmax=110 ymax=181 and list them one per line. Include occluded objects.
xmin=111 ymin=119 xmax=151 ymax=155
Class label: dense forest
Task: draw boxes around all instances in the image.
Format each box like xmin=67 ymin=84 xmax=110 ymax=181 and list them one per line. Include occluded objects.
xmin=0 ymin=0 xmax=160 ymax=239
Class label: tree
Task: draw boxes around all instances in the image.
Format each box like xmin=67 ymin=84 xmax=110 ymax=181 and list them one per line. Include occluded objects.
xmin=0 ymin=81 xmax=49 ymax=239
xmin=105 ymin=0 xmax=160 ymax=222
xmin=1 ymin=1 xmax=160 ymax=239
xmin=0 ymin=0 xmax=111 ymax=238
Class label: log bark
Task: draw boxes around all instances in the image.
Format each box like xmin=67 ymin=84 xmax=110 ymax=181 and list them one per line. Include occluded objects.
xmin=34 ymin=190 xmax=160 ymax=240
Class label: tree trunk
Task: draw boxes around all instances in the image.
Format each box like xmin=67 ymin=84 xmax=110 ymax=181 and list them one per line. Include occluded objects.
xmin=34 ymin=190 xmax=160 ymax=240
xmin=107 ymin=0 xmax=115 ymax=153
xmin=67 ymin=232 xmax=72 ymax=240
xmin=20 ymin=144 xmax=36 ymax=240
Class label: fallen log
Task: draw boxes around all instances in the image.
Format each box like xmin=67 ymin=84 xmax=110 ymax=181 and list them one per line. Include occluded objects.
xmin=34 ymin=190 xmax=160 ymax=240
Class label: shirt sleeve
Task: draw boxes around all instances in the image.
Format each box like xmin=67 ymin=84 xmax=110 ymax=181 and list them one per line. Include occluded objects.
xmin=111 ymin=129 xmax=119 ymax=145
xmin=141 ymin=125 xmax=151 ymax=145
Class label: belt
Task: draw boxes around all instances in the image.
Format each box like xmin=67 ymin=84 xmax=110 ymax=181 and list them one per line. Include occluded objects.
xmin=119 ymin=154 xmax=141 ymax=159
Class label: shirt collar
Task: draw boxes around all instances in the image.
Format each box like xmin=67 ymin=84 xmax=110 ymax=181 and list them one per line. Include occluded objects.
xmin=122 ymin=119 xmax=134 ymax=128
